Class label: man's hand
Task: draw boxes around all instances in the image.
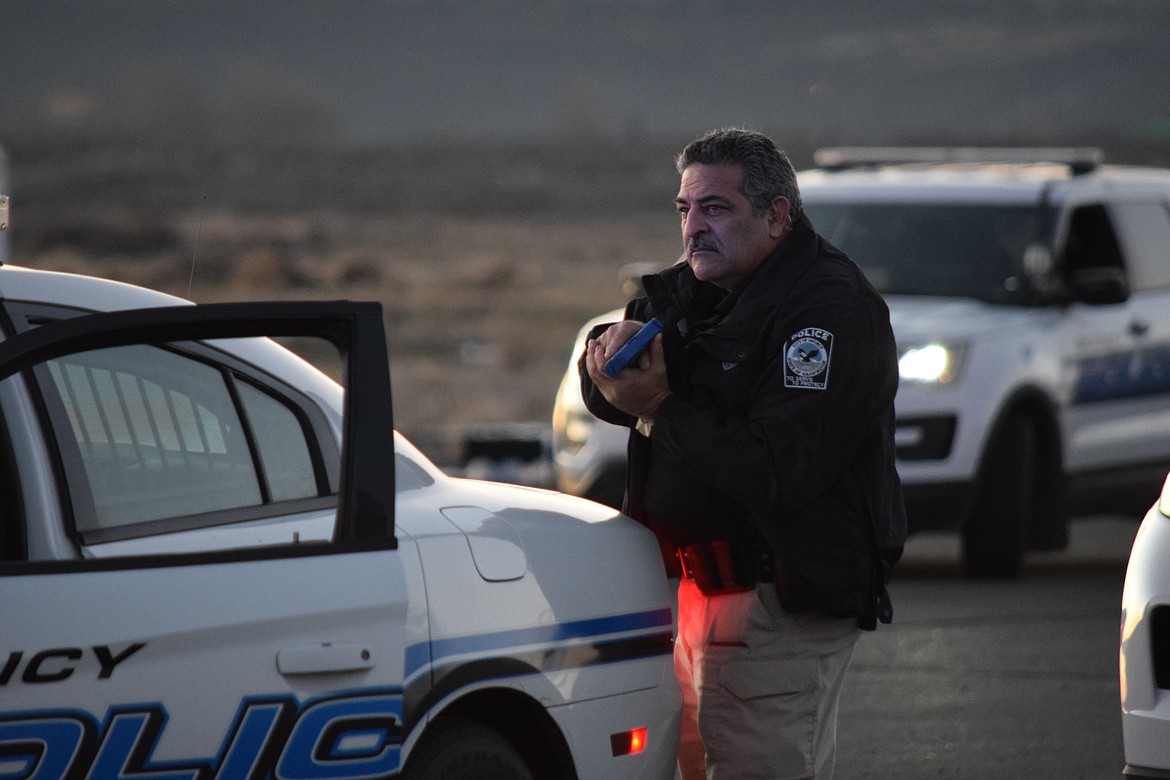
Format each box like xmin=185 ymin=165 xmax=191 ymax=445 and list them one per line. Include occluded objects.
xmin=584 ymin=321 xmax=671 ymax=420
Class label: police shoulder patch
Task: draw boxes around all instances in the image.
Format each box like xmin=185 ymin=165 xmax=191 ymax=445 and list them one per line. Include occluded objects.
xmin=783 ymin=327 xmax=833 ymax=390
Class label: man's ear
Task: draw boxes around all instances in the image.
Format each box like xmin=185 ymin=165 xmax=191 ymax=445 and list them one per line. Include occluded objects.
xmin=768 ymin=197 xmax=792 ymax=239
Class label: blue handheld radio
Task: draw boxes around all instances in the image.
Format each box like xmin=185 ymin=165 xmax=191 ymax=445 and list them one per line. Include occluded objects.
xmin=603 ymin=318 xmax=663 ymax=377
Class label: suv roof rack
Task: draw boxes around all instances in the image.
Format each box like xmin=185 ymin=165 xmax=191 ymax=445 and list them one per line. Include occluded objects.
xmin=813 ymin=146 xmax=1104 ymax=175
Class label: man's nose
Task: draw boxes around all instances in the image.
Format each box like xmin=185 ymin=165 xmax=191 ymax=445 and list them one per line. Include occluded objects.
xmin=682 ymin=210 xmax=707 ymax=238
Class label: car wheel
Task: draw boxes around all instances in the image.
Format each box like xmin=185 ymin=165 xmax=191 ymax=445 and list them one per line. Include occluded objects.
xmin=404 ymin=717 xmax=535 ymax=780
xmin=963 ymin=410 xmax=1035 ymax=578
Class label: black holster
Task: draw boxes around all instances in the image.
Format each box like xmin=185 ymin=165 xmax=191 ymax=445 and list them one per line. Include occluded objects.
xmin=676 ymin=539 xmax=773 ymax=596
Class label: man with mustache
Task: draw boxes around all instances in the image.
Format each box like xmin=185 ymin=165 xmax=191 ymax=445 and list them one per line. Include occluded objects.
xmin=581 ymin=128 xmax=906 ymax=779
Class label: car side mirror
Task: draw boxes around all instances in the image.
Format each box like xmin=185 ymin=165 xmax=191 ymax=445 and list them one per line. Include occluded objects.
xmin=1069 ymin=267 xmax=1129 ymax=305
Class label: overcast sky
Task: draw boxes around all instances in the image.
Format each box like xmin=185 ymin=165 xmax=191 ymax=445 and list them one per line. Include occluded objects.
xmin=3 ymin=0 xmax=1169 ymax=145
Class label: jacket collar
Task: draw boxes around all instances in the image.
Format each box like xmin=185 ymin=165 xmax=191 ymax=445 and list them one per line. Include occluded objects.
xmin=721 ymin=212 xmax=820 ymax=322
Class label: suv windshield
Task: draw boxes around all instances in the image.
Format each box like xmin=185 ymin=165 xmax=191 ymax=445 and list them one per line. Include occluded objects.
xmin=805 ymin=203 xmax=1046 ymax=303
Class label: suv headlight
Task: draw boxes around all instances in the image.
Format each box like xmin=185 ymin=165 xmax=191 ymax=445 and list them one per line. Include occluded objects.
xmin=899 ymin=342 xmax=966 ymax=385
xmin=552 ymin=373 xmax=596 ymax=456
xmin=554 ymin=406 xmax=596 ymax=455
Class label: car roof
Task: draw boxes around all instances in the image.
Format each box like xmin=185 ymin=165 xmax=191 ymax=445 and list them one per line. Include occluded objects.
xmin=797 ymin=147 xmax=1170 ymax=206
xmin=0 ymin=263 xmax=187 ymax=312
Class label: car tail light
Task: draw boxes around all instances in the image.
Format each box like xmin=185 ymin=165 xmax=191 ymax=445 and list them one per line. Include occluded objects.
xmin=610 ymin=726 xmax=648 ymax=756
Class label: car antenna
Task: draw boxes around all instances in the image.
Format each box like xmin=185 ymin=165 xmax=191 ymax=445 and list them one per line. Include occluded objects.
xmin=187 ymin=194 xmax=206 ymax=299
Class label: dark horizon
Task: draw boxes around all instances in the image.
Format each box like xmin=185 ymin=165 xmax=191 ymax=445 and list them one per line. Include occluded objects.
xmin=4 ymin=1 xmax=1169 ymax=149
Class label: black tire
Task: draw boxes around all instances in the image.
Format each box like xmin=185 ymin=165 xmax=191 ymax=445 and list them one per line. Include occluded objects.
xmin=963 ymin=410 xmax=1035 ymax=578
xmin=404 ymin=717 xmax=534 ymax=780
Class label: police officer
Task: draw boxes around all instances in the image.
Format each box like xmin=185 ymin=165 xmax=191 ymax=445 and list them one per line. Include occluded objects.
xmin=581 ymin=128 xmax=906 ymax=780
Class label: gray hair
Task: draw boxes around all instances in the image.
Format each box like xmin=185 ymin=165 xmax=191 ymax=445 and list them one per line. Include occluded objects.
xmin=675 ymin=128 xmax=803 ymax=220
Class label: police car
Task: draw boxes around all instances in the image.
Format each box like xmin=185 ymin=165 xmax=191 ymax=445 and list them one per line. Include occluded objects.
xmin=553 ymin=147 xmax=1170 ymax=577
xmin=1121 ymin=469 xmax=1170 ymax=778
xmin=0 ymin=261 xmax=680 ymax=779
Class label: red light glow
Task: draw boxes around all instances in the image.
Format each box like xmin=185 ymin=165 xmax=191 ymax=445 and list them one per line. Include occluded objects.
xmin=610 ymin=727 xmax=648 ymax=756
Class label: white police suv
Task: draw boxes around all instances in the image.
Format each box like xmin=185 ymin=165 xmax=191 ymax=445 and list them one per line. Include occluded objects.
xmin=553 ymin=147 xmax=1170 ymax=577
xmin=0 ymin=262 xmax=680 ymax=779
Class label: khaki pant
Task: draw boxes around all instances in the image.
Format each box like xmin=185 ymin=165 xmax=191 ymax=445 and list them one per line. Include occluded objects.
xmin=674 ymin=578 xmax=861 ymax=780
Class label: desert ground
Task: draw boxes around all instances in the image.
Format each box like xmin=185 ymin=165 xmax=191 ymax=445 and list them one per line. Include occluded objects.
xmin=5 ymin=138 xmax=692 ymax=463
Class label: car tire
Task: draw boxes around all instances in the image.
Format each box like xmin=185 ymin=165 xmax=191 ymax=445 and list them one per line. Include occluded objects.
xmin=963 ymin=410 xmax=1035 ymax=578
xmin=404 ymin=717 xmax=535 ymax=780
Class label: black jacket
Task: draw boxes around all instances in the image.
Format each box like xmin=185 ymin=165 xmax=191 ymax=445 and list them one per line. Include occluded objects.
xmin=580 ymin=214 xmax=906 ymax=628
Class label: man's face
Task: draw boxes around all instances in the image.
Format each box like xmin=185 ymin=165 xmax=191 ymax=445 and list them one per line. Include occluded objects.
xmin=674 ymin=163 xmax=789 ymax=290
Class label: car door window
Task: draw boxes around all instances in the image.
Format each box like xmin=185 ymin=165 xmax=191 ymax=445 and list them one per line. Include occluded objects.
xmin=0 ymin=300 xmax=393 ymax=569
xmin=48 ymin=344 xmax=261 ymax=529
xmin=1063 ymin=203 xmax=1126 ymax=276
xmin=236 ymin=380 xmax=318 ymax=502
xmin=39 ymin=341 xmax=327 ymax=544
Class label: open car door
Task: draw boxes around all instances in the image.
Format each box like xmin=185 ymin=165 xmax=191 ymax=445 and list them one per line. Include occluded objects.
xmin=0 ymin=301 xmax=412 ymax=779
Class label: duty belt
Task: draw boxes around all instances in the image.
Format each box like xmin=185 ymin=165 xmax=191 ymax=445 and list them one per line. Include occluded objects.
xmin=676 ymin=539 xmax=774 ymax=596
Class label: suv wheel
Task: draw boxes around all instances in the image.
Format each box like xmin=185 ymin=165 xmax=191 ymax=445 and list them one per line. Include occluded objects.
xmin=963 ymin=410 xmax=1036 ymax=577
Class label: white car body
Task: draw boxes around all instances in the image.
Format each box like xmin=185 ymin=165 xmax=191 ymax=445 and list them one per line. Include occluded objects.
xmin=552 ymin=308 xmax=629 ymax=504
xmin=553 ymin=148 xmax=1170 ymax=577
xmin=0 ymin=263 xmax=679 ymax=780
xmin=1121 ymin=472 xmax=1170 ymax=778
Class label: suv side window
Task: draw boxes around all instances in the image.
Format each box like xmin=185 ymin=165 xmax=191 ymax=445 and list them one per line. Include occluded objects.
xmin=1063 ymin=203 xmax=1126 ymax=277
xmin=37 ymin=340 xmax=335 ymax=545
xmin=1108 ymin=200 xmax=1170 ymax=291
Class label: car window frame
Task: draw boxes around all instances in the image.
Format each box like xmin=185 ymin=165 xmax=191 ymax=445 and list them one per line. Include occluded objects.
xmin=0 ymin=300 xmax=397 ymax=574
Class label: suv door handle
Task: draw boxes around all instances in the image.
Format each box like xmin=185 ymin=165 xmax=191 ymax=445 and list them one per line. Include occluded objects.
xmin=277 ymin=643 xmax=374 ymax=675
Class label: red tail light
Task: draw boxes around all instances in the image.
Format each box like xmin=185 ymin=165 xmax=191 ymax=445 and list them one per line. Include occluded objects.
xmin=610 ymin=726 xmax=648 ymax=756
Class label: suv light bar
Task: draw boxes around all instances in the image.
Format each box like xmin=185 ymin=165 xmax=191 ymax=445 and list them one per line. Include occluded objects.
xmin=813 ymin=146 xmax=1104 ymax=175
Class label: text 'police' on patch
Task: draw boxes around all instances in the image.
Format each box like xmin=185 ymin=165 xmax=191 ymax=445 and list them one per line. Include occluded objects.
xmin=784 ymin=328 xmax=833 ymax=390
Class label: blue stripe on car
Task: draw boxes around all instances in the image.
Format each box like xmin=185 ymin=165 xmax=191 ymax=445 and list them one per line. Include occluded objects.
xmin=404 ymin=607 xmax=673 ymax=677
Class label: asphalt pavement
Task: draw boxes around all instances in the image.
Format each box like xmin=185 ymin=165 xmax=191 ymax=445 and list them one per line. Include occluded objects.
xmin=835 ymin=516 xmax=1140 ymax=779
